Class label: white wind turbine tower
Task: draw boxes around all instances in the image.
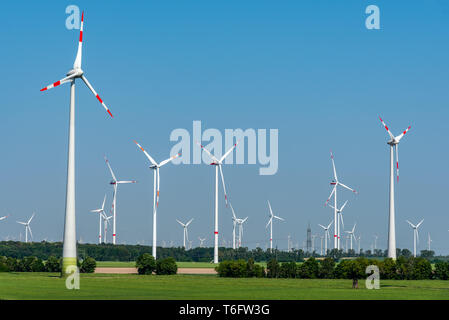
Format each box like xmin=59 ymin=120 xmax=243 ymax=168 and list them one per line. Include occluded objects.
xmin=90 ymin=195 xmax=107 ymax=244
xmin=325 ymin=152 xmax=357 ymax=250
xmin=266 ymin=200 xmax=285 ymax=251
xmin=134 ymin=141 xmax=180 ymax=259
xmin=318 ymin=220 xmax=333 ymax=255
xmin=104 ymin=155 xmax=136 ymax=245
xmin=16 ymin=213 xmax=35 ymax=243
xmin=103 ymin=214 xmax=113 ymax=243
xmin=40 ymin=12 xmax=114 ymax=272
xmin=373 ymin=234 xmax=378 ymax=251
xmin=379 ymin=116 xmax=412 ymax=259
xmin=198 ymin=141 xmax=238 ymax=263
xmin=427 ymin=233 xmax=432 ymax=251
xmin=176 ymin=218 xmax=193 ymax=249
xmin=345 ymin=223 xmax=357 ymax=251
xmin=406 ymin=219 xmax=424 ymax=257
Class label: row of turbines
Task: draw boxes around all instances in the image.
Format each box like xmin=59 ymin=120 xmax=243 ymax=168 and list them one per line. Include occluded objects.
xmin=34 ymin=11 xmax=441 ymax=273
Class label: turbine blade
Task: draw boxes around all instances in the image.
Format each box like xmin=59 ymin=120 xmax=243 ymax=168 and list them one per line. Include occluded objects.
xmin=396 ymin=125 xmax=412 ymax=142
xmin=27 ymin=226 xmax=33 ymax=239
xmin=73 ymin=11 xmax=84 ymax=69
xmin=176 ymin=219 xmax=185 ymax=227
xmin=133 ymin=141 xmax=158 ymax=166
xmin=338 ymin=182 xmax=357 ymax=194
xmin=40 ymin=74 xmax=76 ymax=92
xmin=104 ymin=155 xmax=117 ymax=181
xmin=318 ymin=224 xmax=326 ymax=230
xmin=416 ymin=219 xmax=424 ymax=228
xmin=229 ymin=202 xmax=237 ymax=220
xmin=395 ymin=144 xmax=399 ymax=182
xmin=265 ymin=217 xmax=272 ymax=229
xmin=327 ymin=220 xmax=333 ymax=229
xmin=340 ymin=200 xmax=348 ymax=212
xmin=267 ymin=200 xmax=273 ymax=217
xmin=116 ymin=180 xmax=137 ymax=184
xmin=325 ymin=186 xmax=336 ymax=206
xmin=219 ymin=164 xmax=229 ymax=207
xmin=186 ymin=218 xmax=194 ymax=227
xmin=406 ymin=220 xmax=415 ymax=228
xmin=81 ymin=75 xmax=113 ymax=117
xmin=156 ymin=167 xmax=160 ymax=207
xmin=101 ymin=194 xmax=107 ymax=210
xmin=197 ymin=142 xmax=219 ymax=163
xmin=159 ymin=153 xmax=181 ymax=167
xmin=220 ymin=141 xmax=239 ymax=163
xmin=379 ymin=116 xmax=395 ymax=140
xmin=330 ymin=151 xmax=338 ymax=181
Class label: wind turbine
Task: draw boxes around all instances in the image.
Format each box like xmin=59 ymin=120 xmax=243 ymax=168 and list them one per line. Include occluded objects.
xmin=345 ymin=223 xmax=357 ymax=251
xmin=104 ymin=155 xmax=136 ymax=245
xmin=103 ymin=214 xmax=113 ymax=243
xmin=373 ymin=234 xmax=378 ymax=251
xmin=176 ymin=218 xmax=193 ymax=249
xmin=325 ymin=152 xmax=357 ymax=250
xmin=318 ymin=220 xmax=333 ymax=255
xmin=229 ymin=202 xmax=248 ymax=248
xmin=134 ymin=141 xmax=180 ymax=259
xmin=406 ymin=219 xmax=424 ymax=257
xmin=266 ymin=200 xmax=284 ymax=251
xmin=90 ymin=195 xmax=107 ymax=244
xmin=198 ymin=141 xmax=238 ymax=263
xmin=16 ymin=213 xmax=35 ymax=243
xmin=379 ymin=116 xmax=412 ymax=259
xmin=327 ymin=200 xmax=349 ymax=247
xmin=199 ymin=237 xmax=206 ymax=248
xmin=40 ymin=12 xmax=114 ymax=272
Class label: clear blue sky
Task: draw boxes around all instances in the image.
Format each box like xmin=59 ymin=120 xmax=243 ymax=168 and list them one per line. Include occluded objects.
xmin=1 ymin=1 xmax=448 ymax=253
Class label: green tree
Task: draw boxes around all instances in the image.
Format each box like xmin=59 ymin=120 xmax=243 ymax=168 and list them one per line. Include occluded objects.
xmin=80 ymin=256 xmax=96 ymax=273
xmin=45 ymin=256 xmax=62 ymax=272
xmin=434 ymin=261 xmax=449 ymax=280
xmin=155 ymin=257 xmax=178 ymax=275
xmin=136 ymin=253 xmax=156 ymax=275
xmin=380 ymin=258 xmax=397 ymax=279
xmin=319 ymin=257 xmax=336 ymax=279
xmin=279 ymin=261 xmax=297 ymax=278
xmin=297 ymin=257 xmax=320 ymax=279
xmin=266 ymin=258 xmax=280 ymax=278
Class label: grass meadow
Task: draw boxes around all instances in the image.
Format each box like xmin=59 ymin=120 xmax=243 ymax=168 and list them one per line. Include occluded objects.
xmin=0 ymin=272 xmax=448 ymax=300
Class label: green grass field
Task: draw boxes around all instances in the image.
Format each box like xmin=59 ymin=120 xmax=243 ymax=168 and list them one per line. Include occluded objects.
xmin=0 ymin=272 xmax=448 ymax=300
xmin=95 ymin=261 xmax=217 ymax=268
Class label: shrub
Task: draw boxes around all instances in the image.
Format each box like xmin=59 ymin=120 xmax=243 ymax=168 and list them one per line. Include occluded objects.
xmin=80 ymin=256 xmax=96 ymax=273
xmin=407 ymin=257 xmax=432 ymax=280
xmin=136 ymin=253 xmax=156 ymax=275
xmin=319 ymin=257 xmax=336 ymax=279
xmin=266 ymin=258 xmax=280 ymax=278
xmin=156 ymin=257 xmax=178 ymax=275
xmin=380 ymin=258 xmax=397 ymax=279
xmin=434 ymin=261 xmax=449 ymax=280
xmin=297 ymin=257 xmax=319 ymax=279
xmin=279 ymin=261 xmax=297 ymax=278
xmin=216 ymin=260 xmax=247 ymax=277
xmin=45 ymin=256 xmax=61 ymax=272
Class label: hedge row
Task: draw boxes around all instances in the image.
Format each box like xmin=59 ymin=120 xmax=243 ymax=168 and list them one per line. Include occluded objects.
xmin=135 ymin=253 xmax=178 ymax=275
xmin=217 ymin=257 xmax=449 ymax=280
xmin=0 ymin=255 xmax=96 ymax=273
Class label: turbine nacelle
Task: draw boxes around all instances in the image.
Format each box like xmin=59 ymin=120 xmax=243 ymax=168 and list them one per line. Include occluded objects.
xmin=66 ymin=68 xmax=84 ymax=78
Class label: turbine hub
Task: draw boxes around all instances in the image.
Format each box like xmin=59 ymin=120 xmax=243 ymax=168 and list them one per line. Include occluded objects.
xmin=66 ymin=68 xmax=84 ymax=77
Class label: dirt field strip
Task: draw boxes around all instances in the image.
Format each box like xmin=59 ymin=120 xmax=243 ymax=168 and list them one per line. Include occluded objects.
xmin=95 ymin=267 xmax=217 ymax=275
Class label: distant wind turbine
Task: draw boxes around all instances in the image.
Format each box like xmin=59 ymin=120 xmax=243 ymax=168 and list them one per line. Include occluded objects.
xmin=90 ymin=195 xmax=107 ymax=244
xmin=266 ymin=200 xmax=284 ymax=251
xmin=176 ymin=218 xmax=193 ymax=249
xmin=16 ymin=213 xmax=35 ymax=243
xmin=318 ymin=220 xmax=333 ymax=255
xmin=406 ymin=219 xmax=424 ymax=257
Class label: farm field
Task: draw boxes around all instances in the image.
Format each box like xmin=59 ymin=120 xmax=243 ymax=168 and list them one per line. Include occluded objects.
xmin=0 ymin=273 xmax=448 ymax=300
xmin=95 ymin=261 xmax=217 ymax=268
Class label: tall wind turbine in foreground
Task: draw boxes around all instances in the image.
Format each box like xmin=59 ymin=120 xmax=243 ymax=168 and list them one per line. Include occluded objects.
xmin=318 ymin=220 xmax=333 ymax=255
xmin=40 ymin=12 xmax=114 ymax=272
xmin=406 ymin=219 xmax=424 ymax=257
xmin=379 ymin=116 xmax=412 ymax=259
xmin=325 ymin=152 xmax=357 ymax=250
xmin=90 ymin=195 xmax=107 ymax=244
xmin=104 ymin=156 xmax=136 ymax=245
xmin=134 ymin=141 xmax=180 ymax=259
xmin=16 ymin=213 xmax=35 ymax=243
xmin=266 ymin=200 xmax=284 ymax=251
xmin=176 ymin=218 xmax=194 ymax=249
xmin=198 ymin=142 xmax=238 ymax=263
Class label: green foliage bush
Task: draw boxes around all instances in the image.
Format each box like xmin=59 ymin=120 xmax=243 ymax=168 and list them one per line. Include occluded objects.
xmin=216 ymin=259 xmax=247 ymax=277
xmin=156 ymin=257 xmax=178 ymax=275
xmin=136 ymin=253 xmax=156 ymax=275
xmin=80 ymin=256 xmax=97 ymax=273
xmin=266 ymin=258 xmax=280 ymax=278
xmin=297 ymin=257 xmax=320 ymax=279
xmin=45 ymin=256 xmax=61 ymax=272
xmin=279 ymin=261 xmax=297 ymax=278
xmin=434 ymin=261 xmax=449 ymax=280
